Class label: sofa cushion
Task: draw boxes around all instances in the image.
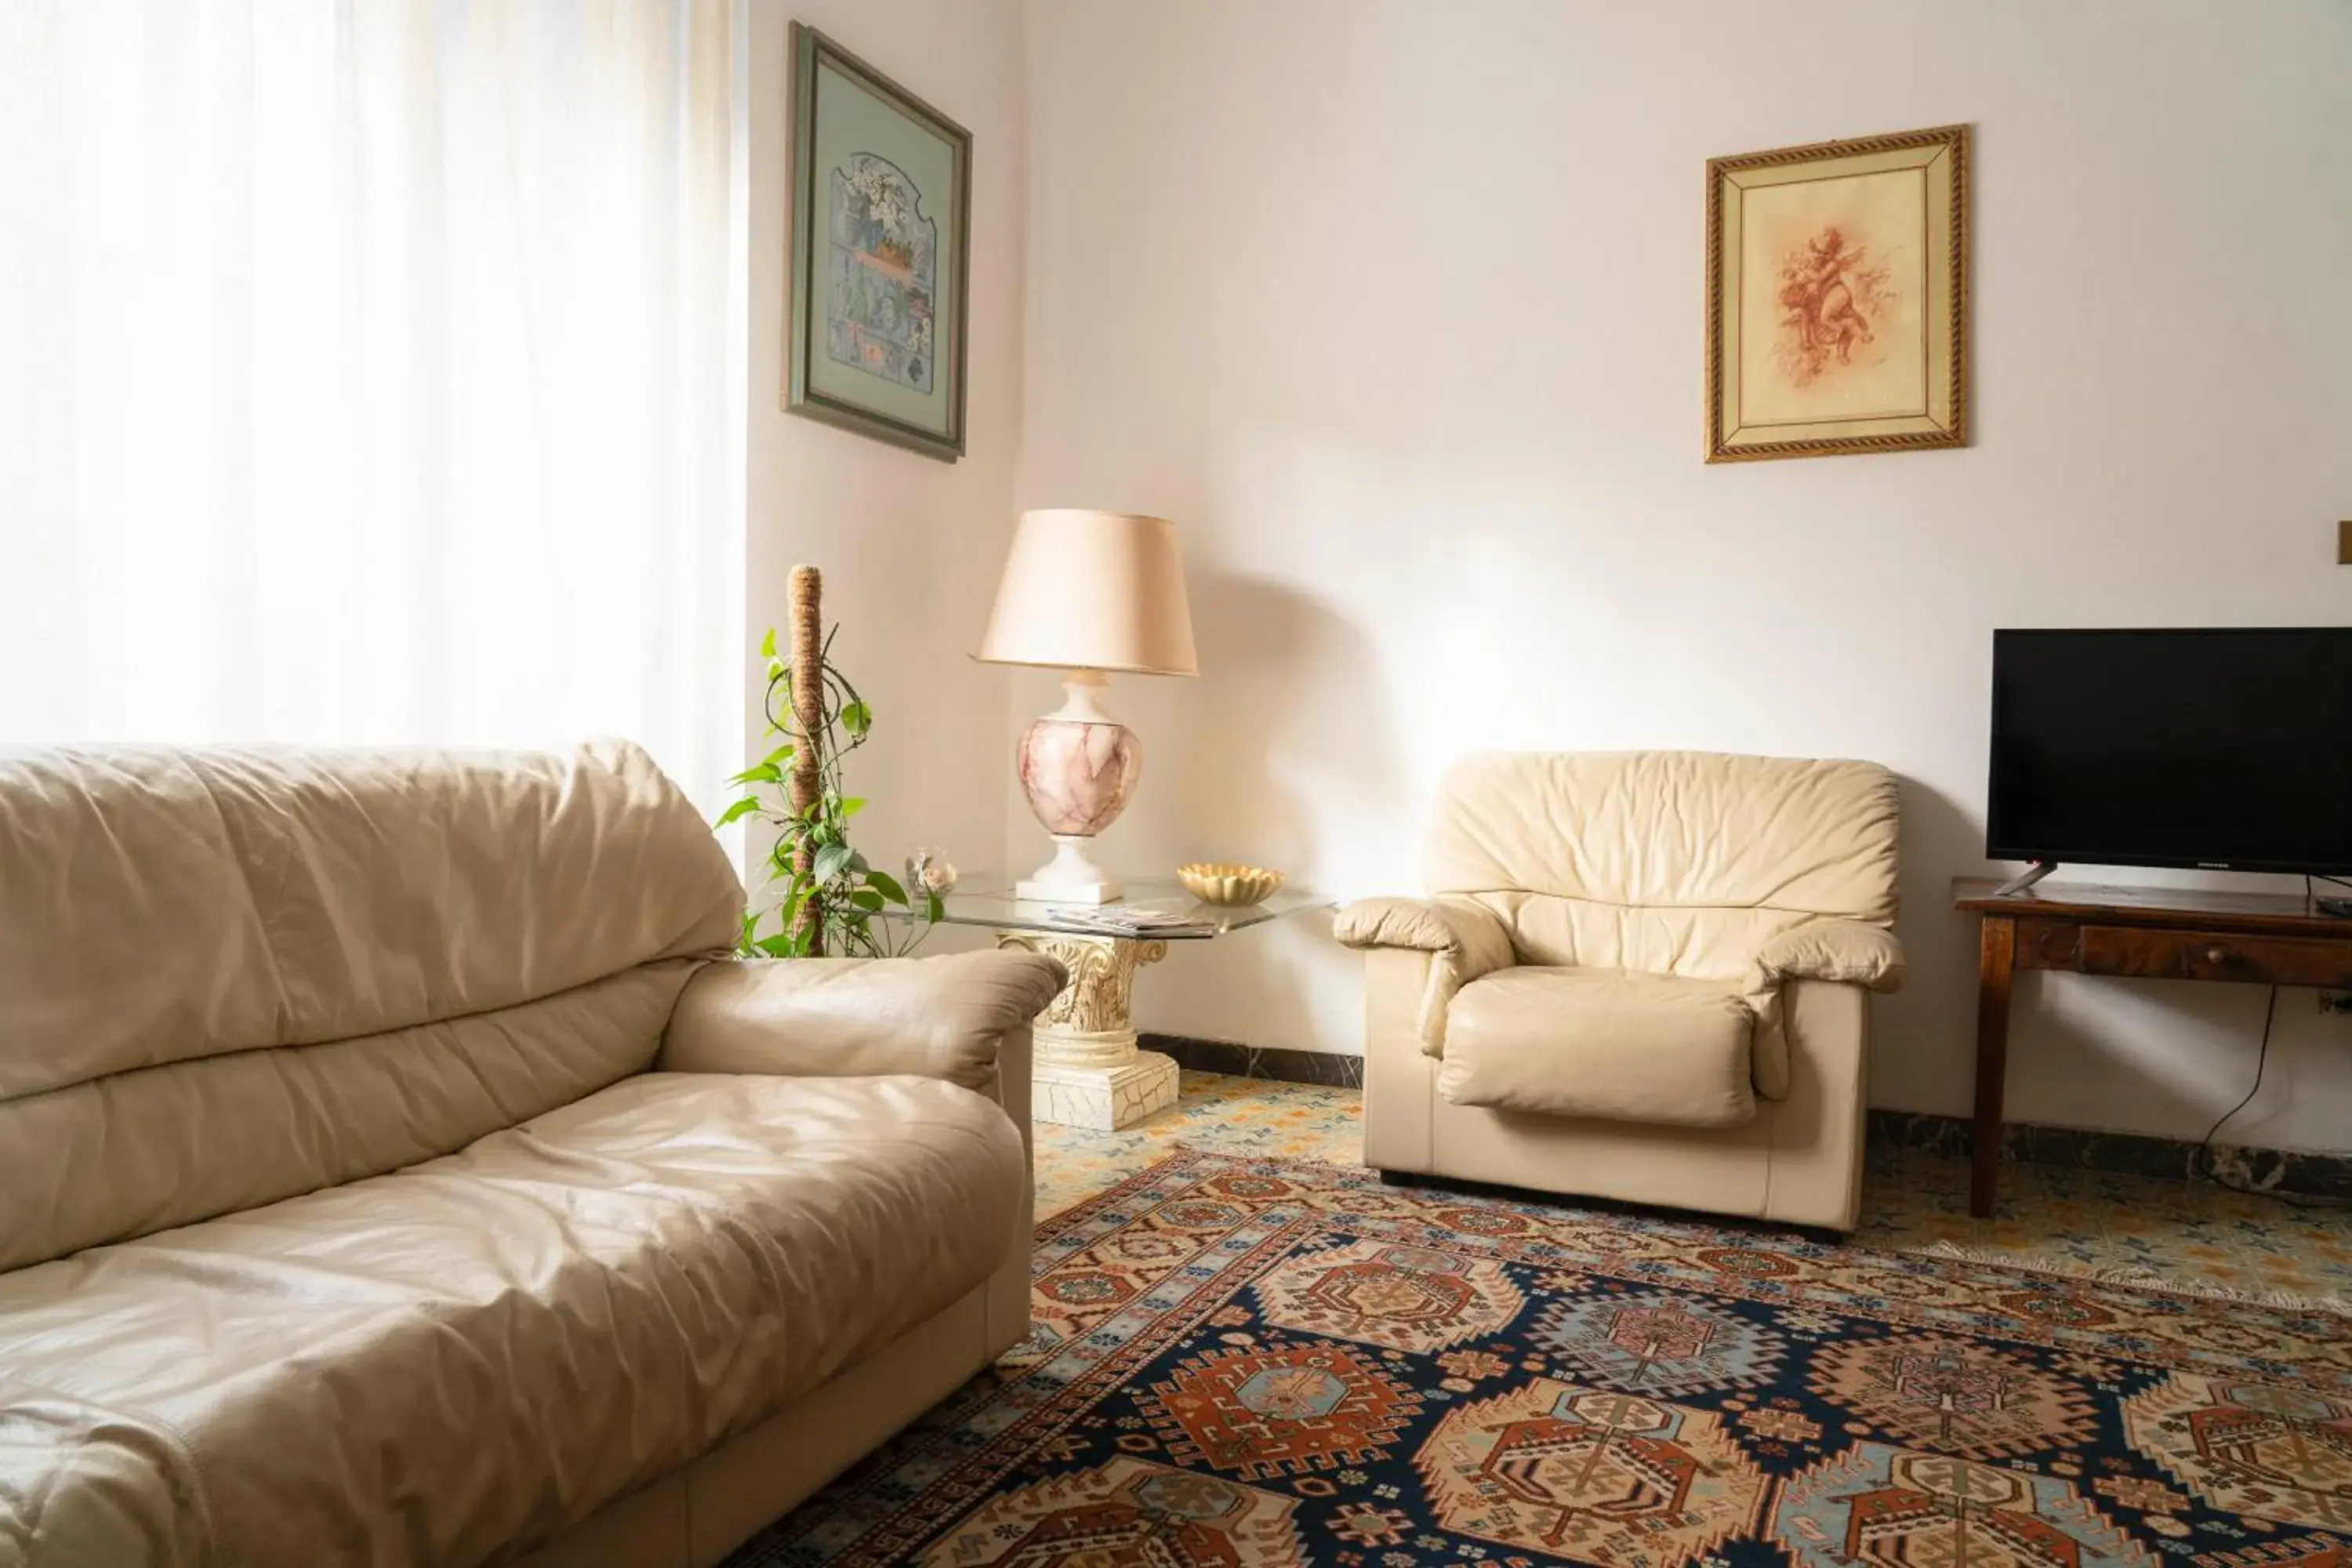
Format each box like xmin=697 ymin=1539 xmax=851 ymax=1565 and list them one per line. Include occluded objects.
xmin=0 ymin=1071 xmax=1024 ymax=1568
xmin=0 ymin=741 xmax=745 ymax=1272
xmin=1437 ymin=967 xmax=1758 ymax=1127
xmin=0 ymin=960 xmax=704 ymax=1278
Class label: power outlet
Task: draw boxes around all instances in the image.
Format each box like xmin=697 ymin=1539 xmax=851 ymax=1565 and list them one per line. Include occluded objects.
xmin=2321 ymin=991 xmax=2352 ymax=1015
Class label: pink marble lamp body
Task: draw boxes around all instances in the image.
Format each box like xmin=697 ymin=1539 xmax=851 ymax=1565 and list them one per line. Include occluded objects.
xmin=1017 ymin=717 xmax=1140 ymax=836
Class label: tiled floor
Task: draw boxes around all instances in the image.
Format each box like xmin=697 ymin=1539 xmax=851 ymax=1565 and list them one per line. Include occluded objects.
xmin=1035 ymin=1071 xmax=2352 ymax=1312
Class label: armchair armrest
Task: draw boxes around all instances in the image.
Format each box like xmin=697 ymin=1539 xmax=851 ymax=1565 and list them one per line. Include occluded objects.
xmin=1742 ymin=920 xmax=1904 ymax=1102
xmin=1334 ymin=896 xmax=1515 ymax=1054
xmin=657 ymin=949 xmax=1068 ymax=1091
xmin=1754 ymin=920 xmax=1906 ymax=993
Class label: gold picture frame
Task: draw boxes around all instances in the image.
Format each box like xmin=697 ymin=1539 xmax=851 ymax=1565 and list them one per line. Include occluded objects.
xmin=1706 ymin=124 xmax=1969 ymax=463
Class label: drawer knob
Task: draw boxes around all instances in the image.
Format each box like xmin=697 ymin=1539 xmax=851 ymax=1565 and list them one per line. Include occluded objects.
xmin=2204 ymin=946 xmax=2230 ymax=964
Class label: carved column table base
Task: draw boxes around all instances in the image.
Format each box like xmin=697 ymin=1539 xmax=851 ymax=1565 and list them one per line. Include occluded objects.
xmin=994 ymin=931 xmax=1178 ymax=1130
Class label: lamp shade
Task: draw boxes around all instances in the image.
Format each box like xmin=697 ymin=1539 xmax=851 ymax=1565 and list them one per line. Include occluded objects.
xmin=974 ymin=510 xmax=1199 ymax=677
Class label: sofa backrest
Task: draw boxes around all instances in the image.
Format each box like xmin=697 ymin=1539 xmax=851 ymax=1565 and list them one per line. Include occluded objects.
xmin=0 ymin=741 xmax=743 ymax=1272
xmin=1425 ymin=751 xmax=1900 ymax=978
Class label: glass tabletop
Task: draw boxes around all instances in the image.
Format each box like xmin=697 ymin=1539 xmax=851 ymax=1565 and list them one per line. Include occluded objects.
xmin=889 ymin=880 xmax=1330 ymax=939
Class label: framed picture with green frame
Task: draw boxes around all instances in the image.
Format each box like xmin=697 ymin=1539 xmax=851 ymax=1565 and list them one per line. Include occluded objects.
xmin=784 ymin=24 xmax=971 ymax=461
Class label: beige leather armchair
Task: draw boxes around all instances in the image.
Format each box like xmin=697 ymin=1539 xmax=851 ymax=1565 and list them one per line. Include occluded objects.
xmin=1336 ymin=751 xmax=1904 ymax=1231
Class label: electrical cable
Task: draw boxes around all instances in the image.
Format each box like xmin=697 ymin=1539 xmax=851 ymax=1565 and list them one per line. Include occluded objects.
xmin=2193 ymin=984 xmax=2347 ymax=1207
xmin=2195 ymin=985 xmax=2276 ymax=1178
xmin=2309 ymin=872 xmax=2352 ymax=913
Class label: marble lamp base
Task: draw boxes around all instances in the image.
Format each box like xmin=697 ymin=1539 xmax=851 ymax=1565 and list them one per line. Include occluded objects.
xmin=1014 ymin=670 xmax=1139 ymax=906
xmin=1016 ymin=835 xmax=1122 ymax=905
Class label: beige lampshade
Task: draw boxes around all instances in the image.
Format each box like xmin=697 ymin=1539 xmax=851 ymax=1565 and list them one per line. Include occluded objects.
xmin=974 ymin=510 xmax=1200 ymax=677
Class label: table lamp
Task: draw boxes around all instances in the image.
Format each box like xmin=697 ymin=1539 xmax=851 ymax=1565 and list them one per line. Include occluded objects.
xmin=975 ymin=510 xmax=1198 ymax=902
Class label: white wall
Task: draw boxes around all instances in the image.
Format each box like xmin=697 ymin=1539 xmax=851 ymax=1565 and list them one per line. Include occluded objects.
xmin=743 ymin=0 xmax=1022 ymax=946
xmin=1011 ymin=0 xmax=2352 ymax=1151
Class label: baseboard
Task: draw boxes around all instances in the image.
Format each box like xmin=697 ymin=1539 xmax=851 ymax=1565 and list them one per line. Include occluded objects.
xmin=1867 ymin=1110 xmax=2352 ymax=1202
xmin=1143 ymin=1033 xmax=1361 ymax=1087
xmin=1145 ymin=1032 xmax=2351 ymax=1200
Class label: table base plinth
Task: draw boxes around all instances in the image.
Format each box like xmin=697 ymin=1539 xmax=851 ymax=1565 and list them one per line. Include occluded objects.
xmin=994 ymin=928 xmax=1178 ymax=1128
xmin=1033 ymin=1049 xmax=1179 ymax=1131
xmin=913 ymin=888 xmax=1323 ymax=1127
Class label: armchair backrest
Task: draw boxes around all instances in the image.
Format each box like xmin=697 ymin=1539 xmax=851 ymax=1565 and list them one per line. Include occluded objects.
xmin=1424 ymin=750 xmax=1900 ymax=978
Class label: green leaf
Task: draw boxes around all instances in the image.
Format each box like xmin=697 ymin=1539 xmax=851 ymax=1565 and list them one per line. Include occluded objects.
xmin=925 ymin=893 xmax=945 ymax=923
xmin=754 ymin=932 xmax=795 ymax=957
xmin=864 ymin=869 xmax=909 ymax=906
xmin=713 ymin=796 xmax=762 ymax=829
xmin=812 ymin=842 xmax=855 ymax=884
xmin=840 ymin=699 xmax=873 ymax=738
xmin=728 ymin=743 xmax=794 ymax=782
xmin=758 ymin=626 xmax=776 ymax=660
xmin=839 ymin=795 xmax=867 ymax=817
xmin=850 ymin=888 xmax=886 ymax=912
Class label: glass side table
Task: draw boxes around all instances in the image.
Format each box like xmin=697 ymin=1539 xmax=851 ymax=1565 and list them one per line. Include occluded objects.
xmin=893 ymin=881 xmax=1330 ymax=1130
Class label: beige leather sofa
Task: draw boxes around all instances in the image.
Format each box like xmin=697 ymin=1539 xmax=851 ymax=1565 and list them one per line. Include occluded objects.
xmin=1336 ymin=751 xmax=1904 ymax=1231
xmin=0 ymin=742 xmax=1062 ymax=1568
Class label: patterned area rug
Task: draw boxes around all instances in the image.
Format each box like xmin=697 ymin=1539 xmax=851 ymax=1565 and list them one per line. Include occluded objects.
xmin=735 ymin=1149 xmax=2352 ymax=1566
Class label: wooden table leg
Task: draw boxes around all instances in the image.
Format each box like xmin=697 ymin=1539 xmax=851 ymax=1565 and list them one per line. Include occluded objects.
xmin=1969 ymin=915 xmax=2016 ymax=1218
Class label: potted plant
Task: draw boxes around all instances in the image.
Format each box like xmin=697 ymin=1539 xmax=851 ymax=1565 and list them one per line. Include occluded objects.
xmin=715 ymin=567 xmax=938 ymax=958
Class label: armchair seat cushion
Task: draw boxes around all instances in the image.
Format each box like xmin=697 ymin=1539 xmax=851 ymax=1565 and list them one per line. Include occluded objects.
xmin=1438 ymin=967 xmax=1758 ymax=1128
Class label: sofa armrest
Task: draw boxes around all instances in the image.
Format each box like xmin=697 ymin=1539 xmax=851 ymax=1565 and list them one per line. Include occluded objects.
xmin=1755 ymin=920 xmax=1906 ymax=994
xmin=657 ymin=949 xmax=1068 ymax=1091
xmin=1334 ymin=896 xmax=1515 ymax=1054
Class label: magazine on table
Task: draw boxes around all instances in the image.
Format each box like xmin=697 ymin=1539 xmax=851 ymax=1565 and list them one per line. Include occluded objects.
xmin=1043 ymin=903 xmax=1217 ymax=937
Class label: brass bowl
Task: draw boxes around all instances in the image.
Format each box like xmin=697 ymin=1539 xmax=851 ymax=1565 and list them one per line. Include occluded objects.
xmin=1178 ymin=862 xmax=1285 ymax=906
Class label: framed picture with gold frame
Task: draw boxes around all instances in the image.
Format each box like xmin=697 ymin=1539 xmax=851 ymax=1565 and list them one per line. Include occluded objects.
xmin=1706 ymin=124 xmax=1969 ymax=463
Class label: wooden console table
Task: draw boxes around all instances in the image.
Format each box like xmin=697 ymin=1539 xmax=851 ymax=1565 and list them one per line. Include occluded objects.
xmin=1954 ymin=877 xmax=2352 ymax=1217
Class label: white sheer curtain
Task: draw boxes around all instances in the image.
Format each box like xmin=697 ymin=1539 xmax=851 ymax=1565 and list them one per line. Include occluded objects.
xmin=0 ymin=0 xmax=746 ymax=812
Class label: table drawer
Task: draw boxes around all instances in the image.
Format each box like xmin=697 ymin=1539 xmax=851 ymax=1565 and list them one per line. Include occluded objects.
xmin=2075 ymin=924 xmax=2352 ymax=987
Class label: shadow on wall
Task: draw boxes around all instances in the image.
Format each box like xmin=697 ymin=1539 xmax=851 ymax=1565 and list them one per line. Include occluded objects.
xmin=1151 ymin=568 xmax=1408 ymax=1051
xmin=1171 ymin=568 xmax=1406 ymax=866
xmin=1878 ymin=772 xmax=2288 ymax=1138
xmin=1876 ymin=773 xmax=1986 ymax=1116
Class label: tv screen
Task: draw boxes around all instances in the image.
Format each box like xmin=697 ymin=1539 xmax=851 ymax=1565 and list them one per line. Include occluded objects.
xmin=1987 ymin=628 xmax=2352 ymax=876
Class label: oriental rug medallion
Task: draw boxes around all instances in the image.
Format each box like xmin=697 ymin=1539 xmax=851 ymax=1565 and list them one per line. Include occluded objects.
xmin=732 ymin=1149 xmax=2352 ymax=1567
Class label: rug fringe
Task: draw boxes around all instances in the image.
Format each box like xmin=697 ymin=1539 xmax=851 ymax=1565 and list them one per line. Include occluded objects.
xmin=1896 ymin=1239 xmax=2352 ymax=1317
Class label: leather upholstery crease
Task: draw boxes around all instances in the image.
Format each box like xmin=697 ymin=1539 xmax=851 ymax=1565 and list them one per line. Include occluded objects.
xmin=1338 ymin=750 xmax=1903 ymax=1229
xmin=0 ymin=742 xmax=1062 ymax=1568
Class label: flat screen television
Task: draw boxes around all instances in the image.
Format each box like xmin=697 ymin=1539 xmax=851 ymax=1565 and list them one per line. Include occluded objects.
xmin=1987 ymin=627 xmax=2352 ymax=877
